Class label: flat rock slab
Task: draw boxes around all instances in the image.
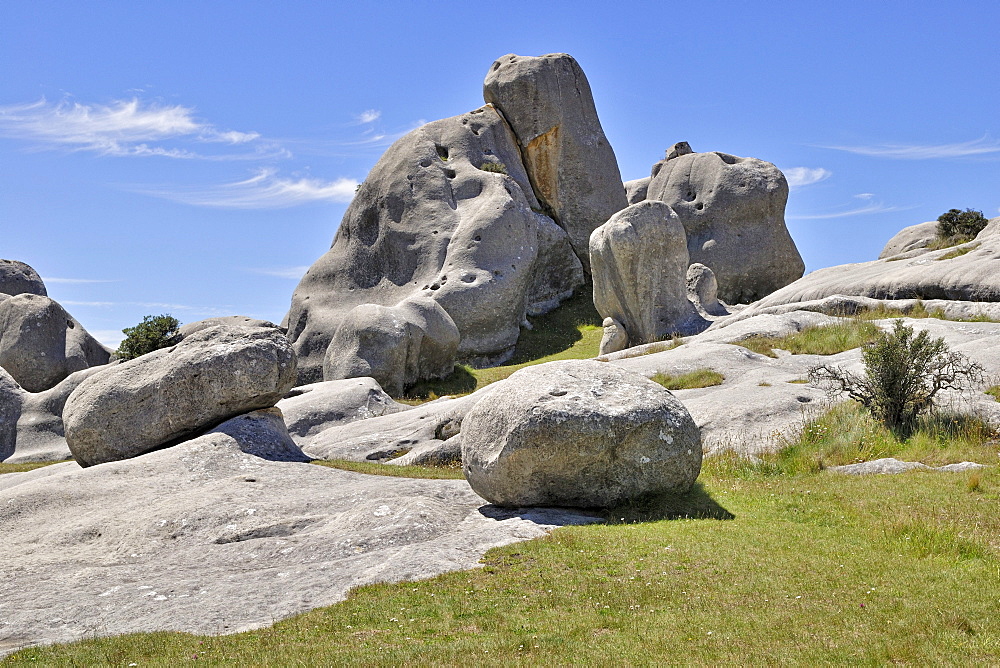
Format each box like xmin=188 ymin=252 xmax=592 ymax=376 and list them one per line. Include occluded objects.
xmin=0 ymin=435 xmax=598 ymax=656
xmin=828 ymin=458 xmax=987 ymax=475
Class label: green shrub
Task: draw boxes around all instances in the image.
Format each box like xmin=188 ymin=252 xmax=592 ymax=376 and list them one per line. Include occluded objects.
xmin=479 ymin=161 xmax=508 ymax=174
xmin=935 ymin=208 xmax=988 ymax=243
xmin=809 ymin=320 xmax=984 ymax=438
xmin=116 ymin=314 xmax=181 ymax=361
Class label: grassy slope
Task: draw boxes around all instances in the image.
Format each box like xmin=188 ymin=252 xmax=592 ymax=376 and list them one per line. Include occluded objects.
xmin=0 ymin=461 xmax=58 ymax=475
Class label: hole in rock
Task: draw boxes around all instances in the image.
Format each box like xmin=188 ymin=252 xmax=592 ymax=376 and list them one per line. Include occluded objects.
xmin=796 ymin=396 xmax=812 ymax=403
xmin=419 ymin=159 xmax=432 ymax=168
xmin=429 ymin=283 xmax=441 ymax=290
xmin=695 ymin=202 xmax=704 ymax=210
xmin=549 ymin=389 xmax=567 ymax=397
xmin=444 ymin=169 xmax=456 ymax=179
xmin=436 ymin=145 xmax=449 ymax=160
xmin=461 ymin=273 xmax=476 ymax=283
xmin=474 ymin=235 xmax=482 ymax=242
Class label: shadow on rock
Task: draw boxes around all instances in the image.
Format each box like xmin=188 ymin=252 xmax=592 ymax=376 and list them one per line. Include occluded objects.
xmin=601 ymin=482 xmax=735 ymax=524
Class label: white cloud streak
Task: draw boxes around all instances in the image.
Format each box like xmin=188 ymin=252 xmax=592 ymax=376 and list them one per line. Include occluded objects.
xmin=784 ymin=167 xmax=832 ymax=187
xmin=356 ymin=109 xmax=381 ymax=124
xmin=249 ymin=266 xmax=310 ymax=279
xmin=788 ymin=202 xmax=916 ymax=220
xmin=819 ymin=135 xmax=1000 ymax=160
xmin=42 ymin=277 xmax=115 ymax=284
xmin=0 ymin=97 xmax=273 ymax=159
xmin=136 ymin=168 xmax=359 ymax=208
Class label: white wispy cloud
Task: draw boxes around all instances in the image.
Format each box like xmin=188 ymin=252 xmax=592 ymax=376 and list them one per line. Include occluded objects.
xmin=248 ymin=266 xmax=310 ymax=279
xmin=788 ymin=201 xmax=917 ymax=220
xmin=42 ymin=277 xmax=115 ymax=284
xmin=819 ymin=135 xmax=1000 ymax=160
xmin=90 ymin=329 xmax=126 ymax=348
xmin=854 ymin=193 xmax=875 ymax=200
xmin=62 ymin=300 xmax=116 ymax=307
xmin=784 ymin=167 xmax=832 ymax=187
xmin=356 ymin=109 xmax=381 ymax=124
xmin=136 ymin=168 xmax=359 ymax=208
xmin=0 ymin=97 xmax=274 ymax=159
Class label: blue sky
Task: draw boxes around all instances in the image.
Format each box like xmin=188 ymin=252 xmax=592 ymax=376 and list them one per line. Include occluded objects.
xmin=3 ymin=1 xmax=999 ymax=346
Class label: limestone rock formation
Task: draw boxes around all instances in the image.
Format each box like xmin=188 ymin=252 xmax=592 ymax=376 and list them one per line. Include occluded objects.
xmin=645 ymin=149 xmax=804 ymax=303
xmin=178 ymin=315 xmax=281 ymax=339
xmin=598 ymin=316 xmax=628 ymax=355
xmin=0 ymin=294 xmax=111 ymax=392
xmin=462 ymin=360 xmax=702 ymax=508
xmin=208 ymin=407 xmax=311 ymax=462
xmin=0 ymin=367 xmax=23 ymax=461
xmin=484 ymin=52 xmax=628 ymax=271
xmin=590 ymin=201 xmax=704 ymax=345
xmin=746 ymin=217 xmax=1000 ymax=309
xmin=9 ymin=366 xmax=108 ymax=463
xmin=686 ymin=262 xmax=727 ymax=316
xmin=64 ymin=325 xmax=296 ymax=467
xmin=284 ymin=105 xmax=583 ymax=384
xmin=0 ymin=259 xmax=46 ymax=297
xmin=276 ymin=377 xmax=410 ymax=445
xmin=624 ymin=177 xmax=651 ymax=204
xmin=878 ymin=220 xmax=939 ymax=259
xmin=323 ymin=297 xmax=460 ymax=396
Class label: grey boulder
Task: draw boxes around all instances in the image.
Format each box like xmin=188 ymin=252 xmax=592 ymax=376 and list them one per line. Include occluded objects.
xmin=284 ymin=105 xmax=581 ymax=383
xmin=624 ymin=177 xmax=651 ymax=204
xmin=878 ymin=221 xmax=939 ymax=259
xmin=598 ymin=316 xmax=629 ymax=355
xmin=687 ymin=262 xmax=728 ymax=316
xmin=64 ymin=325 xmax=296 ymax=467
xmin=277 ymin=377 xmax=410 ymax=445
xmin=0 ymin=259 xmax=46 ymax=297
xmin=484 ymin=53 xmax=628 ymax=272
xmin=323 ymin=296 xmax=460 ymax=397
xmin=645 ymin=150 xmax=804 ymax=303
xmin=178 ymin=315 xmax=281 ymax=339
xmin=0 ymin=367 xmax=23 ymax=461
xmin=590 ymin=201 xmax=704 ymax=345
xmin=0 ymin=294 xmax=110 ymax=392
xmin=462 ymin=360 xmax=702 ymax=508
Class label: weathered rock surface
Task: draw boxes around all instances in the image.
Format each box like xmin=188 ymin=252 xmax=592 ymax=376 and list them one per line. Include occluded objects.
xmin=7 ymin=366 xmax=108 ymax=463
xmin=208 ymin=407 xmax=310 ymax=462
xmin=462 ymin=360 xmax=702 ymax=508
xmin=388 ymin=434 xmax=463 ymax=467
xmin=878 ymin=221 xmax=939 ymax=259
xmin=828 ymin=458 xmax=986 ymax=475
xmin=644 ymin=150 xmax=804 ymax=303
xmin=687 ymin=262 xmax=727 ymax=316
xmin=276 ymin=377 xmax=410 ymax=445
xmin=284 ymin=105 xmax=582 ymax=384
xmin=747 ymin=217 xmax=1000 ymax=309
xmin=178 ymin=316 xmax=281 ymax=339
xmin=302 ymin=387 xmax=498 ymax=462
xmin=484 ymin=53 xmax=628 ymax=271
xmin=527 ymin=215 xmax=586 ymax=316
xmin=598 ymin=316 xmax=629 ymax=355
xmin=624 ymin=177 xmax=651 ymax=204
xmin=64 ymin=325 xmax=296 ymax=467
xmin=0 ymin=294 xmax=110 ymax=392
xmin=0 ymin=367 xmax=23 ymax=461
xmin=0 ymin=259 xmax=46 ymax=297
xmin=323 ymin=297 xmax=460 ymax=397
xmin=590 ymin=201 xmax=704 ymax=344
xmin=0 ymin=433 xmax=599 ymax=655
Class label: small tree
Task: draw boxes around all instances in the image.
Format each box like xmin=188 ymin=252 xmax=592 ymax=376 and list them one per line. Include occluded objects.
xmin=936 ymin=208 xmax=988 ymax=242
xmin=809 ymin=320 xmax=984 ymax=438
xmin=116 ymin=314 xmax=181 ymax=361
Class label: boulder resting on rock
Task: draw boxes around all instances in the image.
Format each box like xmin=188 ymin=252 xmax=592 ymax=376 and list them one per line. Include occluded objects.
xmin=276 ymin=377 xmax=410 ymax=445
xmin=0 ymin=259 xmax=46 ymax=297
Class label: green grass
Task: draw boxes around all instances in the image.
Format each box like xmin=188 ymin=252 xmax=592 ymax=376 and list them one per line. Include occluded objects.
xmin=986 ymin=385 xmax=1000 ymax=402
xmin=405 ymin=289 xmax=603 ymax=400
xmin=0 ymin=461 xmax=59 ymax=475
xmin=717 ymin=401 xmax=999 ymax=477
xmin=651 ymin=369 xmax=724 ymax=390
xmin=311 ymin=459 xmax=464 ymax=480
xmin=927 ymin=234 xmax=976 ymax=251
xmin=13 ymin=433 xmax=1000 ymax=665
xmin=733 ymin=319 xmax=881 ymax=358
xmin=936 ymin=243 xmax=979 ymax=260
xmin=850 ymin=300 xmax=998 ymax=323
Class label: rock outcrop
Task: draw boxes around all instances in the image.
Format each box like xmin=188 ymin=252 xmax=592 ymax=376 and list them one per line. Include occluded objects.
xmin=462 ymin=360 xmax=702 ymax=508
xmin=0 ymin=367 xmax=23 ymax=461
xmin=323 ymin=297 xmax=460 ymax=396
xmin=746 ymin=217 xmax=1000 ymax=310
xmin=687 ymin=262 xmax=727 ymax=316
xmin=276 ymin=377 xmax=410 ymax=445
xmin=178 ymin=315 xmax=281 ymax=339
xmin=64 ymin=325 xmax=296 ymax=467
xmin=484 ymin=53 xmax=628 ymax=271
xmin=590 ymin=201 xmax=704 ymax=345
xmin=0 ymin=294 xmax=110 ymax=392
xmin=878 ymin=221 xmax=939 ymax=259
xmin=644 ymin=149 xmax=804 ymax=303
xmin=284 ymin=104 xmax=584 ymax=384
xmin=0 ymin=259 xmax=46 ymax=297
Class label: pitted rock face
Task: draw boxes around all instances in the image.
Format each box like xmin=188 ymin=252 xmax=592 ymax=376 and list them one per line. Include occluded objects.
xmin=645 ymin=151 xmax=804 ymax=303
xmin=284 ymin=105 xmax=582 ymax=384
xmin=461 ymin=360 xmax=702 ymax=508
xmin=64 ymin=325 xmax=297 ymax=467
xmin=484 ymin=53 xmax=628 ymax=273
xmin=0 ymin=294 xmax=110 ymax=392
xmin=0 ymin=259 xmax=47 ymax=297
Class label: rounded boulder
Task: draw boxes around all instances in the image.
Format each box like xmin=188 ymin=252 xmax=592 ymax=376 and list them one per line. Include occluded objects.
xmin=461 ymin=360 xmax=702 ymax=508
